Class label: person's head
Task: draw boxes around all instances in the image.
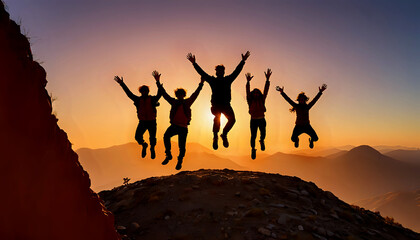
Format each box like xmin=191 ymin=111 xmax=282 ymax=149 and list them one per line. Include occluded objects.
xmin=250 ymin=88 xmax=263 ymax=100
xmin=138 ymin=85 xmax=150 ymax=96
xmin=175 ymin=88 xmax=186 ymax=100
xmin=296 ymin=92 xmax=309 ymax=104
xmin=215 ymin=65 xmax=225 ymax=78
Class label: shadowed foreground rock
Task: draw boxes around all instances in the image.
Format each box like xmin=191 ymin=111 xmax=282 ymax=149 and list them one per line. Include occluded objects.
xmin=0 ymin=2 xmax=119 ymax=239
xmin=101 ymin=169 xmax=420 ymax=240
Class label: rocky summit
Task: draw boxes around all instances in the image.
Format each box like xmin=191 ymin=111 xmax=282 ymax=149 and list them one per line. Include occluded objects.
xmin=100 ymin=169 xmax=420 ymax=240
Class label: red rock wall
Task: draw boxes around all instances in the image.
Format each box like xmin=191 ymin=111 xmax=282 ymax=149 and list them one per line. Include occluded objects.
xmin=0 ymin=3 xmax=120 ymax=240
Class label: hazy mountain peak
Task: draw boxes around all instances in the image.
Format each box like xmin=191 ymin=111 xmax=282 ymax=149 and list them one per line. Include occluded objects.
xmin=347 ymin=145 xmax=381 ymax=157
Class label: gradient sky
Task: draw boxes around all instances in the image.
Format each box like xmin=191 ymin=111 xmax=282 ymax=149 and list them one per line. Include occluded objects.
xmin=5 ymin=0 xmax=420 ymax=154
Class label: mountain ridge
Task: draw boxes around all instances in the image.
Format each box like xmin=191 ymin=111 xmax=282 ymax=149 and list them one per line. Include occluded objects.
xmin=77 ymin=141 xmax=245 ymax=191
xmin=100 ymin=169 xmax=420 ymax=239
xmin=347 ymin=145 xmax=381 ymax=156
xmin=384 ymin=149 xmax=420 ymax=167
xmin=79 ymin=142 xmax=420 ymax=202
xmin=355 ymin=189 xmax=420 ymax=232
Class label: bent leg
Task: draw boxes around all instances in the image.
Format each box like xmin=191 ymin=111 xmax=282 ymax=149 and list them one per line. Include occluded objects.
xmin=163 ymin=125 xmax=177 ymax=154
xmin=305 ymin=124 xmax=319 ymax=141
xmin=178 ymin=127 xmax=188 ymax=159
xmin=250 ymin=119 xmax=258 ymax=149
xmin=211 ymin=106 xmax=222 ymax=134
xmin=291 ymin=125 xmax=305 ymax=143
xmin=222 ymin=105 xmax=236 ymax=135
xmin=135 ymin=121 xmax=147 ymax=145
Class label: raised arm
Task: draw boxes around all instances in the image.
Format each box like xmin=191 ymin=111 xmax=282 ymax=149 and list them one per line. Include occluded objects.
xmin=153 ymin=73 xmax=163 ymax=102
xmin=263 ymin=68 xmax=271 ymax=99
xmin=187 ymin=53 xmax=211 ymax=81
xmin=152 ymin=71 xmax=175 ymax=104
xmin=227 ymin=51 xmax=250 ymax=82
xmin=276 ymin=86 xmax=297 ymax=107
xmin=187 ymin=77 xmax=205 ymax=105
xmin=114 ymin=76 xmax=138 ymax=102
xmin=308 ymin=84 xmax=327 ymax=109
xmin=245 ymin=73 xmax=253 ymax=100
xmin=153 ymin=86 xmax=163 ymax=102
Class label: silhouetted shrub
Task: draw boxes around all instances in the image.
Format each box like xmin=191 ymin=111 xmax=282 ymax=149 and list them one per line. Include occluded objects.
xmin=123 ymin=177 xmax=131 ymax=185
xmin=385 ymin=216 xmax=402 ymax=227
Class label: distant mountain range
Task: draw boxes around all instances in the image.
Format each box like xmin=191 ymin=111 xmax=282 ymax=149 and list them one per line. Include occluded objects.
xmin=78 ymin=143 xmax=420 ymax=202
xmin=246 ymin=145 xmax=420 ymax=203
xmin=77 ymin=141 xmax=244 ymax=191
xmin=290 ymin=145 xmax=419 ymax=157
xmin=78 ymin=142 xmax=420 ymax=233
xmin=355 ymin=189 xmax=420 ymax=233
xmin=384 ymin=149 xmax=420 ymax=167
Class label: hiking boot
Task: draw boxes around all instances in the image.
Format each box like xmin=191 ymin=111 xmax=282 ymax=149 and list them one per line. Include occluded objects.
xmin=213 ymin=135 xmax=218 ymax=150
xmin=162 ymin=153 xmax=172 ymax=165
xmin=150 ymin=146 xmax=156 ymax=159
xmin=220 ymin=134 xmax=229 ymax=148
xmin=260 ymin=140 xmax=265 ymax=151
xmin=251 ymin=149 xmax=256 ymax=160
xmin=141 ymin=142 xmax=148 ymax=158
xmin=175 ymin=157 xmax=183 ymax=170
xmin=309 ymin=138 xmax=314 ymax=149
xmin=294 ymin=138 xmax=299 ymax=148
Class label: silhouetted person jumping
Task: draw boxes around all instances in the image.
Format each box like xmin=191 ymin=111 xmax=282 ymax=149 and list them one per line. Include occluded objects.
xmin=246 ymin=69 xmax=271 ymax=159
xmin=153 ymin=70 xmax=204 ymax=170
xmin=114 ymin=76 xmax=162 ymax=158
xmin=187 ymin=51 xmax=250 ymax=150
xmin=276 ymin=84 xmax=327 ymax=148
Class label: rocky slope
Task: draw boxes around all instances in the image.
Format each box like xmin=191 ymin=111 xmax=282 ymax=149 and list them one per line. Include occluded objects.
xmin=0 ymin=2 xmax=119 ymax=239
xmin=100 ymin=169 xmax=420 ymax=240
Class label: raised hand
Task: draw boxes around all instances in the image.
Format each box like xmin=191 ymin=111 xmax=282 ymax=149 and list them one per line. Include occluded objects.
xmin=319 ymin=83 xmax=327 ymax=92
xmin=276 ymin=86 xmax=284 ymax=93
xmin=265 ymin=68 xmax=272 ymax=80
xmin=114 ymin=76 xmax=123 ymax=84
xmin=200 ymin=76 xmax=205 ymax=84
xmin=187 ymin=53 xmax=196 ymax=64
xmin=245 ymin=72 xmax=254 ymax=82
xmin=242 ymin=51 xmax=250 ymax=61
xmin=152 ymin=70 xmax=161 ymax=82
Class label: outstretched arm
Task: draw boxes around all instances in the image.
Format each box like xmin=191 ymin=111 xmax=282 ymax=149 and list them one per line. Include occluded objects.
xmin=187 ymin=77 xmax=205 ymax=105
xmin=245 ymin=73 xmax=253 ymax=100
xmin=154 ymin=86 xmax=163 ymax=101
xmin=276 ymin=86 xmax=296 ymax=107
xmin=263 ymin=68 xmax=271 ymax=99
xmin=228 ymin=51 xmax=250 ymax=82
xmin=187 ymin=53 xmax=211 ymax=81
xmin=114 ymin=76 xmax=138 ymax=102
xmin=153 ymin=71 xmax=175 ymax=104
xmin=308 ymin=84 xmax=327 ymax=109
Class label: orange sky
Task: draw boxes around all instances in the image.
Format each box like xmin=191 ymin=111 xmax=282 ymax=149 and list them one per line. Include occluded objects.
xmin=6 ymin=0 xmax=420 ymax=153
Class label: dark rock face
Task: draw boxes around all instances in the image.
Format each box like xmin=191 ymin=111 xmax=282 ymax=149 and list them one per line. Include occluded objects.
xmin=0 ymin=3 xmax=119 ymax=240
xmin=101 ymin=169 xmax=420 ymax=240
